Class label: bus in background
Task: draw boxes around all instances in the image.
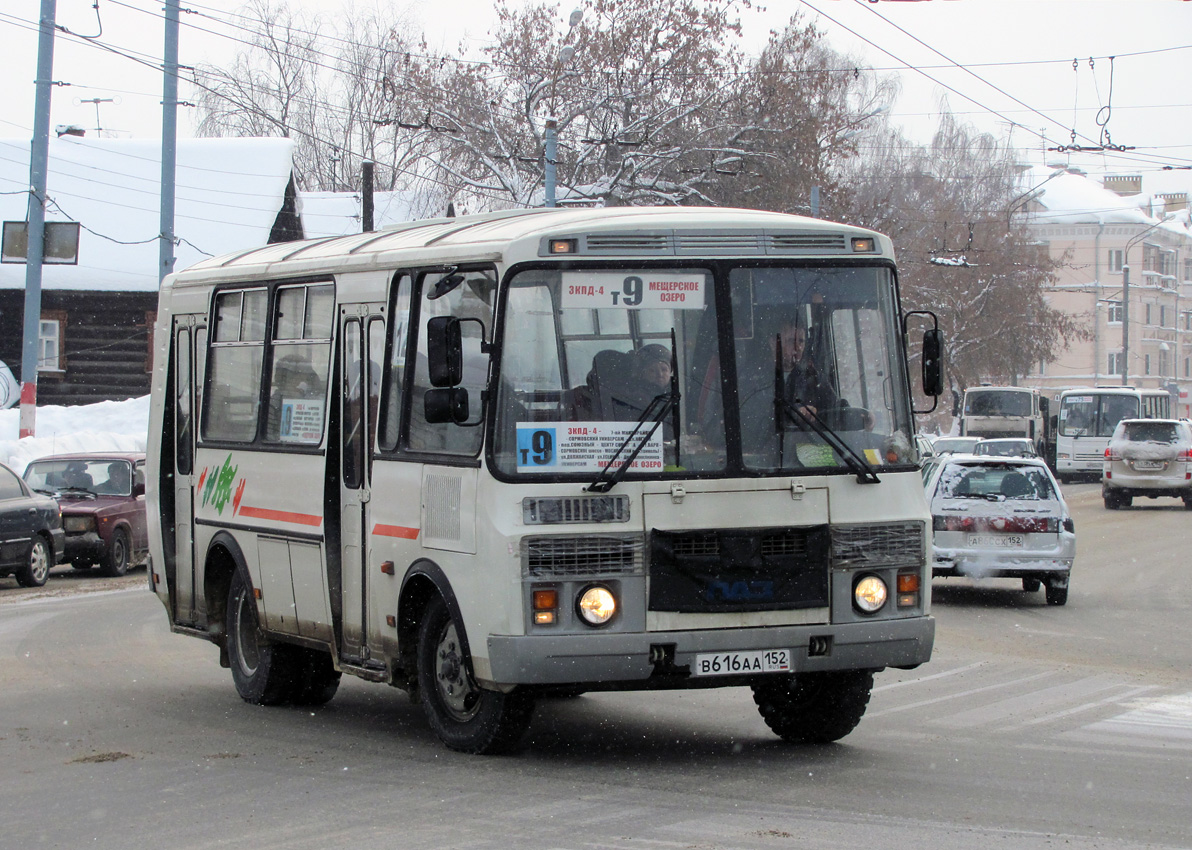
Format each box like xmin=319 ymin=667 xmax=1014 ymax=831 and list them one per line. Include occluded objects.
xmin=959 ymin=386 xmax=1049 ymax=455
xmin=146 ymin=207 xmax=943 ymax=754
xmin=1055 ymin=386 xmax=1172 ymax=482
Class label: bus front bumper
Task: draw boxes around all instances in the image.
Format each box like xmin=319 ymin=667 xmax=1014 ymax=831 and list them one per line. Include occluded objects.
xmin=485 ymin=616 xmax=934 ymax=687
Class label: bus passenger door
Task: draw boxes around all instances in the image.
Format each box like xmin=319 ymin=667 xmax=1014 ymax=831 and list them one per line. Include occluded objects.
xmin=171 ymin=322 xmax=198 ymax=624
xmin=338 ymin=311 xmax=384 ymax=662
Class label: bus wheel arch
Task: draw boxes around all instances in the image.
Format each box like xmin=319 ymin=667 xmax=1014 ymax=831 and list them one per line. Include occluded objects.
xmin=400 ymin=561 xmax=534 ymax=754
xmin=203 ymin=532 xmax=247 ymax=660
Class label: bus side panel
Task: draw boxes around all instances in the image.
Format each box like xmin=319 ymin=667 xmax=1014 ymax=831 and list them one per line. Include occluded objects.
xmin=364 ymin=458 xmax=426 ymax=660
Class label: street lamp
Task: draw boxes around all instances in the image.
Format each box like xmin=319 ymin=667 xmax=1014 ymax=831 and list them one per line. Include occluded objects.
xmin=1121 ymin=213 xmax=1177 ymax=386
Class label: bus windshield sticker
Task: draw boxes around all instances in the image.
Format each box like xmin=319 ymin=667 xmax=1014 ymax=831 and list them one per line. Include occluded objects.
xmin=279 ymin=399 xmax=325 ymax=443
xmin=560 ymin=272 xmax=705 ymax=310
xmin=515 ymin=422 xmax=664 ymax=473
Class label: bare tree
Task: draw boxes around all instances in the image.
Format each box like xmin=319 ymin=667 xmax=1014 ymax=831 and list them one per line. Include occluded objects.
xmin=846 ymin=111 xmax=1088 ymax=389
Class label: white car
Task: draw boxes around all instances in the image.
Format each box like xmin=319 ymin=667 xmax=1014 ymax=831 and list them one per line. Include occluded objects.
xmin=1102 ymin=418 xmax=1192 ymax=510
xmin=925 ymin=455 xmax=1074 ymax=605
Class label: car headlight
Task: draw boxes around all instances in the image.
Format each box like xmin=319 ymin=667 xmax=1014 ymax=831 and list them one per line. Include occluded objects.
xmin=576 ymin=585 xmax=617 ymax=626
xmin=853 ymin=575 xmax=888 ymax=614
xmin=63 ymin=515 xmax=96 ymax=534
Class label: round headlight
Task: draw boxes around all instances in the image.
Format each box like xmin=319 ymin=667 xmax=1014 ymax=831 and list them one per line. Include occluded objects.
xmin=577 ymin=585 xmax=617 ymax=626
xmin=854 ymin=575 xmax=888 ymax=613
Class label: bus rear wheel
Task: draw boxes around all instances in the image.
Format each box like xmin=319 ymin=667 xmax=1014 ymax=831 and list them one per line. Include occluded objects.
xmin=752 ymin=669 xmax=874 ymax=744
xmin=417 ymin=596 xmax=534 ymax=754
xmin=226 ymin=570 xmax=299 ymax=706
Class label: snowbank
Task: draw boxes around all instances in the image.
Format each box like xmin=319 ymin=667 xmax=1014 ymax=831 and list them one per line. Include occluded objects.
xmin=0 ymin=396 xmax=149 ymax=473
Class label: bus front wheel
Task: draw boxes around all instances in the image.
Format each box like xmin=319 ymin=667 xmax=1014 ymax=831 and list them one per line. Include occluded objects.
xmin=752 ymin=669 xmax=874 ymax=744
xmin=416 ymin=596 xmax=534 ymax=754
xmin=226 ymin=570 xmax=299 ymax=705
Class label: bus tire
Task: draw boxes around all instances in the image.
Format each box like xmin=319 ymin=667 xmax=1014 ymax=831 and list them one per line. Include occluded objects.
xmin=226 ymin=570 xmax=299 ymax=706
xmin=752 ymin=669 xmax=873 ymax=744
xmin=290 ymin=648 xmax=341 ymax=706
xmin=417 ymin=595 xmax=534 ymax=754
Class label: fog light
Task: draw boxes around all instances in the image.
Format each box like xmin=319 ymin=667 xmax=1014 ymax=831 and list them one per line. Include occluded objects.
xmin=532 ymin=587 xmax=558 ymax=626
xmin=854 ymin=575 xmax=888 ymax=613
xmin=577 ymin=585 xmax=617 ymax=626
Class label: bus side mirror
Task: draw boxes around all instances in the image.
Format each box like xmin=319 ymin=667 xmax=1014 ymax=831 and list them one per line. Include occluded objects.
xmin=427 ymin=316 xmax=462 ymax=387
xmin=424 ymin=387 xmax=469 ymax=424
xmin=922 ymin=328 xmax=944 ymax=397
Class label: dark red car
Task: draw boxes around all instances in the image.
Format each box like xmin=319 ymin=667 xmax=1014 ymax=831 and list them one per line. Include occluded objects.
xmin=23 ymin=452 xmax=148 ymax=577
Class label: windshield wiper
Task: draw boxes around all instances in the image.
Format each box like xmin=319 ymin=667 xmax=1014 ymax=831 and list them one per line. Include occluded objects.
xmin=780 ymin=397 xmax=880 ymax=484
xmin=587 ymin=390 xmax=678 ymax=493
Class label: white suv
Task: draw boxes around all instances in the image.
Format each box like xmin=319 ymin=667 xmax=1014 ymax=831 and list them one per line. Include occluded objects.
xmin=1102 ymin=419 xmax=1192 ymax=510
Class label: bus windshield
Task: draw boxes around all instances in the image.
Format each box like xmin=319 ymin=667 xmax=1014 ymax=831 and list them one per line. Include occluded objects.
xmin=1059 ymin=393 xmax=1139 ymax=437
xmin=492 ymin=263 xmax=915 ymax=479
xmin=964 ymin=389 xmax=1033 ymax=417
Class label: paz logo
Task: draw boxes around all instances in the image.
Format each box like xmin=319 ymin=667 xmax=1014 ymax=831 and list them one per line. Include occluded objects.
xmin=201 ymin=454 xmax=239 ymax=515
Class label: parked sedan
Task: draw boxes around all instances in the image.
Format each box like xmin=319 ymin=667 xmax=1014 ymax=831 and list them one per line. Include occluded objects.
xmin=925 ymin=454 xmax=1074 ymax=605
xmin=1102 ymin=419 xmax=1192 ymax=510
xmin=23 ymin=453 xmax=148 ymax=577
xmin=0 ymin=460 xmax=65 ymax=588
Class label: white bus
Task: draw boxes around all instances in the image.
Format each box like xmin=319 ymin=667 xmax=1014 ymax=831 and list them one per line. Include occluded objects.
xmin=147 ymin=207 xmax=942 ymax=753
xmin=959 ymin=386 xmax=1048 ymax=452
xmin=1055 ymin=386 xmax=1172 ymax=481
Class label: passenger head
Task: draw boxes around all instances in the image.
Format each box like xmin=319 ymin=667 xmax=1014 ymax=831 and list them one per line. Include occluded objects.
xmin=108 ymin=462 xmax=131 ymax=491
xmin=635 ymin=344 xmax=672 ymax=389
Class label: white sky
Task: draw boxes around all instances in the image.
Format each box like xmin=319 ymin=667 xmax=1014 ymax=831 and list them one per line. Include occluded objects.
xmin=3 ymin=0 xmax=1191 ymax=191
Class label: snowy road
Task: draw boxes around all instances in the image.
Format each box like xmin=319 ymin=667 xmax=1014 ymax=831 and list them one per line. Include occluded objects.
xmin=1 ymin=481 xmax=1189 ymax=849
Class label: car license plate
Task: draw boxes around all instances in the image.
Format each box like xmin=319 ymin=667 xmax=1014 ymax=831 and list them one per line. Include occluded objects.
xmin=967 ymin=533 xmax=1025 ymax=548
xmin=1134 ymin=460 xmax=1164 ymax=470
xmin=693 ymin=649 xmax=791 ymax=676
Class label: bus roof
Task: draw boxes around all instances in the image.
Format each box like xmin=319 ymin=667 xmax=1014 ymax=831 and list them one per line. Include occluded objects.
xmin=166 ymin=206 xmax=892 ymax=287
xmin=1061 ymin=386 xmax=1169 ymax=397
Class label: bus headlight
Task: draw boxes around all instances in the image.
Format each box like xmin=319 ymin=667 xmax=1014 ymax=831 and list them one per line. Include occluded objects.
xmin=576 ymin=585 xmax=617 ymax=626
xmin=853 ymin=575 xmax=888 ymax=614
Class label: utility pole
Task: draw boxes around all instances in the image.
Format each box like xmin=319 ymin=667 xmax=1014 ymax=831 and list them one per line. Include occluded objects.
xmin=544 ymin=119 xmax=557 ymax=208
xmin=361 ymin=160 xmax=374 ymax=232
xmin=160 ymin=0 xmax=179 ymax=283
xmin=19 ymin=0 xmax=57 ymax=439
xmin=1121 ymin=263 xmax=1130 ymax=386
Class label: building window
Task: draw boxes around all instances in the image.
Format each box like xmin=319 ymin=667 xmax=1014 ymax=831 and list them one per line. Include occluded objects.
xmin=1160 ymin=349 xmax=1170 ymax=377
xmin=1185 ymin=257 xmax=1192 ymax=281
xmin=38 ymin=310 xmax=67 ymax=374
xmin=1107 ymin=301 xmax=1123 ymax=324
xmin=1108 ymin=249 xmax=1124 ymax=272
xmin=1145 ymin=354 xmax=1151 ymax=375
xmin=1185 ymin=357 xmax=1190 ymax=378
xmin=1160 ymin=306 xmax=1168 ymax=328
xmin=1108 ymin=351 xmax=1124 ymax=375
xmin=1145 ymin=303 xmax=1153 ymax=326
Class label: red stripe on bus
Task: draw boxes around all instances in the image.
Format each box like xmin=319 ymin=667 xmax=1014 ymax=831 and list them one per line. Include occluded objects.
xmin=237 ymin=505 xmax=324 ymax=527
xmin=373 ymin=523 xmax=420 ymax=540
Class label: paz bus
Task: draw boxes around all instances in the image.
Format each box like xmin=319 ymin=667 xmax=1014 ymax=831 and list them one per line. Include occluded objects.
xmin=146 ymin=207 xmax=943 ymax=753
xmin=1054 ymin=386 xmax=1172 ymax=481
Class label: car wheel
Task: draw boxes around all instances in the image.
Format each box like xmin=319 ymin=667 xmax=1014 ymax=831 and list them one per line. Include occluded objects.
xmin=752 ymin=669 xmax=874 ymax=744
xmin=226 ymin=570 xmax=300 ymax=705
xmin=1022 ymin=577 xmax=1042 ymax=593
xmin=1183 ymin=495 xmax=1192 ymax=511
xmin=16 ymin=537 xmax=52 ymax=588
xmin=1103 ymin=492 xmax=1119 ymax=510
xmin=98 ymin=528 xmax=131 ymax=577
xmin=417 ymin=595 xmax=535 ymax=754
xmin=1045 ymin=582 xmax=1069 ymax=606
xmin=1120 ymin=494 xmax=1133 ymax=508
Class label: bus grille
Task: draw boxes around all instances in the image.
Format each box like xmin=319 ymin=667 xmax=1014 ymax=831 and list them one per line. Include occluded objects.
xmin=649 ymin=526 xmax=829 ymax=613
xmin=521 ymin=534 xmax=643 ymax=578
xmin=831 ymin=522 xmax=925 ymax=569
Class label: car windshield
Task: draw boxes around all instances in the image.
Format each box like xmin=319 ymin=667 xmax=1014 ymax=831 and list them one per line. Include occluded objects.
xmin=936 ymin=463 xmax=1055 ymax=501
xmin=24 ymin=459 xmax=133 ymax=496
xmin=1060 ymin=394 xmax=1139 ymax=437
xmin=964 ymin=389 xmax=1032 ymax=417
xmin=976 ymin=441 xmax=1032 ymax=457
xmin=491 ymin=263 xmax=915 ymax=480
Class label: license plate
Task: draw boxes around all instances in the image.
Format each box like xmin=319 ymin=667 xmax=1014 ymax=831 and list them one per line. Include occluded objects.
xmin=967 ymin=533 xmax=1025 ymax=548
xmin=1134 ymin=460 xmax=1164 ymax=470
xmin=693 ymin=649 xmax=791 ymax=676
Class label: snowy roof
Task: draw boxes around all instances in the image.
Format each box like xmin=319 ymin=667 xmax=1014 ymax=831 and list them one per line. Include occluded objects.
xmin=1029 ymin=172 xmax=1153 ymax=226
xmin=0 ymin=136 xmax=293 ymax=292
xmin=298 ymin=190 xmax=417 ymax=238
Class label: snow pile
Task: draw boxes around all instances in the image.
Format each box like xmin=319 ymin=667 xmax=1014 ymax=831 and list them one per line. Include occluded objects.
xmin=0 ymin=396 xmax=149 ymax=473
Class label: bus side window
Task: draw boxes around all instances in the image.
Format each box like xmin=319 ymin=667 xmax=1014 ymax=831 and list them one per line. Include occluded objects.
xmin=265 ymin=283 xmax=334 ymax=445
xmin=379 ymin=274 xmax=412 ymax=451
xmin=407 ymin=267 xmax=494 ymax=456
xmin=204 ymin=288 xmax=267 ymax=442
